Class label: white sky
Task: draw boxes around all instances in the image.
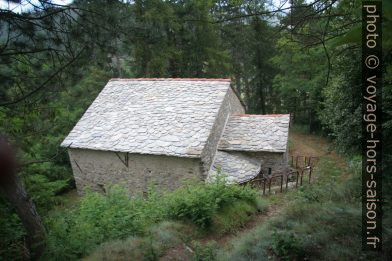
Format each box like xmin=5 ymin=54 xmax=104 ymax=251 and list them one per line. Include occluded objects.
xmin=0 ymin=0 xmax=72 ymax=13
xmin=1 ymin=0 xmax=291 ymax=14
xmin=269 ymin=0 xmax=291 ymax=12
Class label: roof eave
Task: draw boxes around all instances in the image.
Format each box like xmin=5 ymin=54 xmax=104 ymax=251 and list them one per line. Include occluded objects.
xmin=64 ymin=144 xmax=203 ymax=159
xmin=218 ymin=148 xmax=287 ymax=153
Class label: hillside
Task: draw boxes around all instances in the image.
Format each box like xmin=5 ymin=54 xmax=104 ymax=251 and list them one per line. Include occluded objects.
xmin=36 ymin=129 xmax=386 ymax=261
xmin=1 ymin=1 xmax=391 ymax=260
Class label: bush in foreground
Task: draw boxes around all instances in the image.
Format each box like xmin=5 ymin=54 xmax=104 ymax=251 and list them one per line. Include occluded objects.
xmin=86 ymin=221 xmax=196 ymax=261
xmin=43 ymin=179 xmax=260 ymax=260
xmin=219 ymin=157 xmax=390 ymax=261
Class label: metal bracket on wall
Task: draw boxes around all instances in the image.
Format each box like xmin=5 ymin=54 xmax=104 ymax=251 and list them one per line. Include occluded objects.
xmin=73 ymin=159 xmax=84 ymax=174
xmin=115 ymin=152 xmax=128 ymax=167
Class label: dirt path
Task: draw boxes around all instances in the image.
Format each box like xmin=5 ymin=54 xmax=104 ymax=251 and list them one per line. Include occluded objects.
xmin=289 ymin=131 xmax=329 ymax=157
xmin=214 ymin=131 xmax=349 ymax=249
xmin=289 ymin=131 xmax=347 ymax=171
xmin=160 ymin=203 xmax=286 ymax=261
xmin=212 ymin=202 xmax=285 ymax=247
xmin=161 ymin=131 xmax=346 ymax=260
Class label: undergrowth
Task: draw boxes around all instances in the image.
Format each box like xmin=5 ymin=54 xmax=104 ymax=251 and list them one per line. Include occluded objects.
xmin=218 ymin=156 xmax=391 ymax=261
xmin=85 ymin=221 xmax=196 ymax=261
xmin=43 ymin=178 xmax=262 ymax=260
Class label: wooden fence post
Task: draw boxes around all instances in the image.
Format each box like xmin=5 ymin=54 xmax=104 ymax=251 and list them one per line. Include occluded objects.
xmin=280 ymin=175 xmax=283 ymax=193
xmin=268 ymin=178 xmax=271 ymax=194
xmin=286 ymin=175 xmax=289 ymax=190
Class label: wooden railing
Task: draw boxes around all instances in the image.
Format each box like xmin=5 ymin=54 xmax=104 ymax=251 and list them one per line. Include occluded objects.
xmin=246 ymin=155 xmax=319 ymax=195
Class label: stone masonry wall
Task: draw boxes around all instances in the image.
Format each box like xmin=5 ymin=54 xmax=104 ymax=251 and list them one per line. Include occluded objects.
xmin=68 ymin=148 xmax=202 ymax=196
xmin=227 ymin=87 xmax=245 ymax=114
xmin=200 ymin=88 xmax=245 ymax=177
xmin=246 ymin=151 xmax=289 ymax=176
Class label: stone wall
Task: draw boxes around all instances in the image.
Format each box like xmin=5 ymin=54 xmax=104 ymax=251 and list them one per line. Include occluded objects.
xmin=246 ymin=151 xmax=289 ymax=176
xmin=68 ymin=148 xmax=202 ymax=196
xmin=227 ymin=87 xmax=245 ymax=114
xmin=200 ymin=87 xmax=245 ymax=177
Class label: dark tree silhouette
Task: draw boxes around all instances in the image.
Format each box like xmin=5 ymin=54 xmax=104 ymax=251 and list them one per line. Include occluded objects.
xmin=0 ymin=135 xmax=46 ymax=260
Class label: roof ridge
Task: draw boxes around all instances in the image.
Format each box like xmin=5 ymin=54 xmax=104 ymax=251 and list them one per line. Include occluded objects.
xmin=232 ymin=114 xmax=290 ymax=117
xmin=109 ymin=78 xmax=231 ymax=82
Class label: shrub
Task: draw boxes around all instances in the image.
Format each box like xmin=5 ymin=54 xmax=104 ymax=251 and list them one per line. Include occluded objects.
xmin=85 ymin=237 xmax=144 ymax=261
xmin=0 ymin=200 xmax=26 ymax=261
xmin=44 ymin=186 xmax=148 ymax=260
xmin=219 ymin=157 xmax=384 ymax=261
xmin=86 ymin=221 xmax=196 ymax=261
xmin=211 ymin=200 xmax=257 ymax=234
xmin=271 ymin=231 xmax=305 ymax=260
xmin=142 ymin=221 xmax=197 ymax=260
xmin=166 ymin=180 xmax=257 ymax=229
xmin=217 ymin=223 xmax=272 ymax=261
xmin=44 ymin=180 xmax=259 ymax=259
xmin=23 ymin=174 xmax=70 ymax=212
xmin=192 ymin=241 xmax=218 ymax=261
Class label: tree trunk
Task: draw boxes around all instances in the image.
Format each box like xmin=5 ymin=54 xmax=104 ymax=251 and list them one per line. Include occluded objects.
xmin=0 ymin=136 xmax=46 ymax=260
xmin=244 ymin=77 xmax=251 ymax=110
xmin=0 ymin=177 xmax=46 ymax=260
xmin=258 ymin=78 xmax=266 ymax=114
xmin=253 ymin=16 xmax=267 ymax=114
xmin=235 ymin=75 xmax=241 ymax=96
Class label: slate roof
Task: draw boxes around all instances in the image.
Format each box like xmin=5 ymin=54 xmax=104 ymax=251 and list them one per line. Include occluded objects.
xmin=208 ymin=151 xmax=261 ymax=184
xmin=218 ymin=114 xmax=290 ymax=153
xmin=61 ymin=78 xmax=231 ymax=157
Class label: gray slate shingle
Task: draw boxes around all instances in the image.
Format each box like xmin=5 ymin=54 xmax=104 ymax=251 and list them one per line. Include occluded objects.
xmin=61 ymin=79 xmax=231 ymax=157
xmin=208 ymin=151 xmax=261 ymax=184
xmin=218 ymin=114 xmax=290 ymax=153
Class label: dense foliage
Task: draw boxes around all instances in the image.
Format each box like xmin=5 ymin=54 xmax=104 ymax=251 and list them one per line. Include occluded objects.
xmin=43 ymin=180 xmax=261 ymax=260
xmin=0 ymin=0 xmax=391 ymax=259
xmin=219 ymin=157 xmax=391 ymax=260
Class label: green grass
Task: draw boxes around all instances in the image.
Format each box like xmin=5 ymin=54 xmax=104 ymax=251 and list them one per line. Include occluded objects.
xmin=290 ymin=123 xmax=311 ymax=134
xmin=211 ymin=198 xmax=268 ymax=235
xmin=85 ymin=221 xmax=197 ymax=261
xmin=192 ymin=240 xmax=219 ymax=261
xmin=43 ymin=178 xmax=261 ymax=260
xmin=217 ymin=157 xmax=391 ymax=261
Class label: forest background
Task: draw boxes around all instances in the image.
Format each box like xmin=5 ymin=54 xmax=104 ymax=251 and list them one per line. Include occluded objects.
xmin=0 ymin=0 xmax=391 ymax=259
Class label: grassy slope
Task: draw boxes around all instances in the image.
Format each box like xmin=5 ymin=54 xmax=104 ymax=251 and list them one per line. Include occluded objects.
xmin=215 ymin=130 xmax=390 ymax=261
xmin=44 ymin=178 xmax=269 ymax=260
xmin=50 ymin=130 xmax=391 ymax=260
xmin=153 ymin=130 xmax=364 ymax=260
